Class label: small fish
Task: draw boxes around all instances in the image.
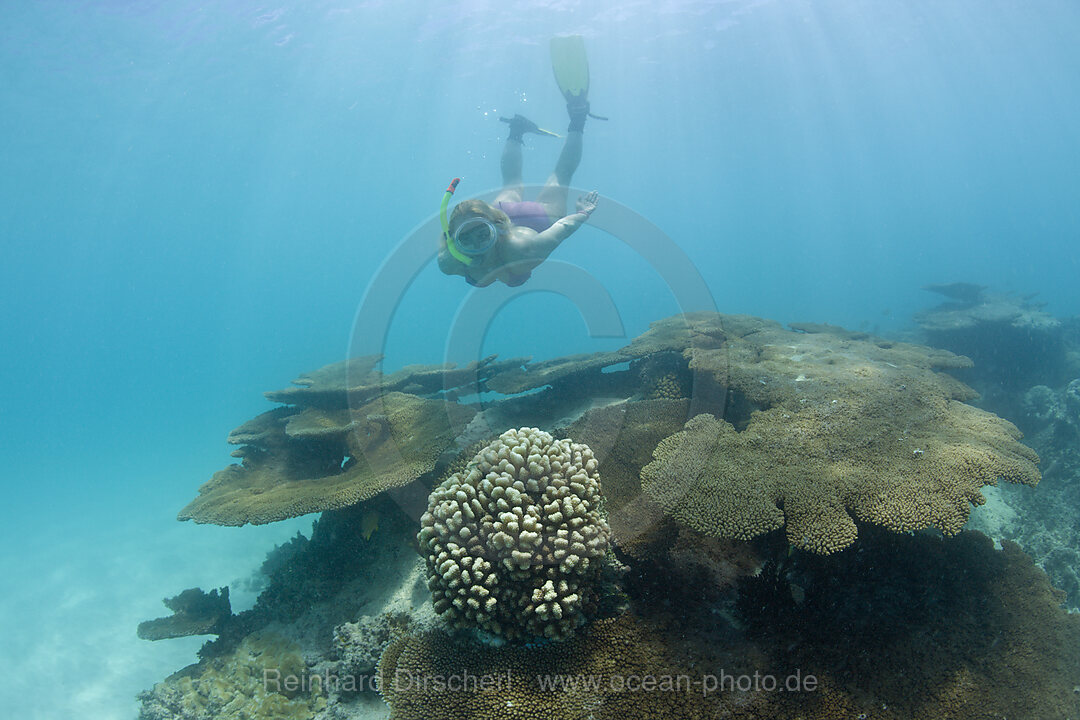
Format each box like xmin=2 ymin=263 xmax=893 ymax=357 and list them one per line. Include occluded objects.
xmin=361 ymin=509 xmax=380 ymax=540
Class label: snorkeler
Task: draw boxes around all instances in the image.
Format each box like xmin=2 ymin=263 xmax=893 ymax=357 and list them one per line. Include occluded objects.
xmin=438 ymin=35 xmax=603 ymax=288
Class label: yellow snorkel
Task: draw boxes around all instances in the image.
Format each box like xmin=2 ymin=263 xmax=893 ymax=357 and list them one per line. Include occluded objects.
xmin=440 ymin=177 xmax=474 ymax=265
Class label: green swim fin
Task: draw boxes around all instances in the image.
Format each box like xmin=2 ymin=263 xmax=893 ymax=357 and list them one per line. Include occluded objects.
xmin=550 ymin=34 xmax=589 ymax=103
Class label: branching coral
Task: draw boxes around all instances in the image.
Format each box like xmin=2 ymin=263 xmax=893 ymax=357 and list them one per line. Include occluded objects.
xmin=418 ymin=428 xmax=610 ymax=640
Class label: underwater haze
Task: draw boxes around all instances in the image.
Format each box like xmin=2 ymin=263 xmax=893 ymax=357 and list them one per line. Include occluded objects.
xmin=2 ymin=1 xmax=1079 ymax=718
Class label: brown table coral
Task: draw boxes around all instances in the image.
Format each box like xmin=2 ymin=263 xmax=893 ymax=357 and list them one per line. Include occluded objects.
xmin=178 ymin=313 xmax=1039 ymax=546
xmin=264 ymin=353 xmax=528 ymax=408
xmin=915 ymin=284 xmax=1068 ymax=392
xmin=640 ymin=317 xmax=1040 ymax=553
xmin=179 ymin=391 xmax=475 ymax=526
xmin=137 ymin=587 xmax=231 ymax=641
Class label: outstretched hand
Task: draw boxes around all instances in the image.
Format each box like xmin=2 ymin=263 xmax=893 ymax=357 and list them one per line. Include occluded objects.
xmin=576 ymin=191 xmax=599 ymax=217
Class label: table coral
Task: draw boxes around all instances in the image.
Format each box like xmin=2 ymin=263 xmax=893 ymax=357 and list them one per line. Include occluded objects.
xmin=640 ymin=317 xmax=1040 ymax=553
xmin=176 ymin=312 xmax=1040 ymax=544
xmin=915 ymin=284 xmax=1067 ymax=393
xmin=263 ymin=354 xmax=527 ymax=408
xmin=564 ymin=398 xmax=690 ymax=555
xmin=179 ymin=392 xmax=474 ymax=526
xmin=418 ymin=427 xmax=610 ymax=640
xmin=137 ymin=587 xmax=231 ymax=641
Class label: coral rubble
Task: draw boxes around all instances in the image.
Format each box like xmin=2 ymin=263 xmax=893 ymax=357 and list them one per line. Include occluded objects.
xmin=138 ymin=631 xmax=325 ymax=720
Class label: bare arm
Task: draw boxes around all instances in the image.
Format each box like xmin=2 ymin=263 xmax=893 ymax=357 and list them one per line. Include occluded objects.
xmin=514 ymin=191 xmax=599 ymax=262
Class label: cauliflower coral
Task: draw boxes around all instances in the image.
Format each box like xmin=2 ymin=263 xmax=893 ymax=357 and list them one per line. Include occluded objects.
xmin=418 ymin=428 xmax=610 ymax=640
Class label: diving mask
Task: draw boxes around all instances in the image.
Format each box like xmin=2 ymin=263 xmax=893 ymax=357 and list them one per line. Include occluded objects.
xmin=452 ymin=216 xmax=499 ymax=257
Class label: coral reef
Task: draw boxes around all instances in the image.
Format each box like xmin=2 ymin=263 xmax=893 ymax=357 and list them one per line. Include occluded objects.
xmin=145 ymin=310 xmax=1080 ymax=720
xmin=138 ymin=587 xmax=231 ymax=641
xmin=914 ymin=284 xmax=1068 ymax=409
xmin=333 ymin=611 xmax=416 ymax=677
xmin=212 ymin=500 xmax=425 ymax=657
xmin=138 ymin=631 xmax=325 ymax=720
xmin=906 ymin=290 xmax=1080 ymax=610
xmin=638 ymin=315 xmax=1040 ymax=553
xmin=140 ymin=496 xmax=435 ymax=719
xmin=564 ymin=398 xmax=690 ymax=556
xmin=418 ymin=428 xmax=610 ymax=640
xmin=379 ymin=530 xmax=1080 ymax=720
xmin=967 ymin=378 xmax=1080 ymax=608
xmin=1022 ymin=379 xmax=1080 ymax=441
xmin=179 ymin=392 xmax=475 ymax=526
xmin=743 ymin=529 xmax=1080 ymax=720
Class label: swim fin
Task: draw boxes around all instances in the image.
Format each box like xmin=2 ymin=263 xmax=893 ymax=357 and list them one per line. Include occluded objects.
xmin=551 ymin=35 xmax=607 ymax=129
xmin=550 ymin=34 xmax=590 ymax=104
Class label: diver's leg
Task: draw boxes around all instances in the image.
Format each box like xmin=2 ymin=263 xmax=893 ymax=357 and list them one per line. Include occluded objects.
xmin=537 ymin=130 xmax=582 ymax=218
xmin=494 ymin=139 xmax=524 ymax=204
xmin=493 ymin=117 xmax=531 ymax=205
xmin=554 ymin=129 xmax=582 ymax=186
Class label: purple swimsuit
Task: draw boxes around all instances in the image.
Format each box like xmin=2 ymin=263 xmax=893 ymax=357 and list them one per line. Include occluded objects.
xmin=498 ymin=201 xmax=556 ymax=233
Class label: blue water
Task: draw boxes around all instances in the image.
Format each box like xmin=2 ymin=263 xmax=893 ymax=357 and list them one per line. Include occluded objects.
xmin=2 ymin=1 xmax=1079 ymax=717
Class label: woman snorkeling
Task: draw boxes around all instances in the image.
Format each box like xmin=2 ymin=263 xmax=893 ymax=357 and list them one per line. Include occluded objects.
xmin=438 ymin=36 xmax=602 ymax=288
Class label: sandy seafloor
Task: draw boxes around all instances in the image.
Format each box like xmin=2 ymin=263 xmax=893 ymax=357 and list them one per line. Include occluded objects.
xmin=0 ymin=500 xmax=312 ymax=719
